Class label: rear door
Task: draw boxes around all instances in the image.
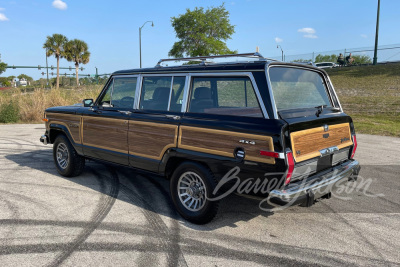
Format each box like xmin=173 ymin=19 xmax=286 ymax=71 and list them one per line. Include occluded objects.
xmin=128 ymin=75 xmax=186 ymax=172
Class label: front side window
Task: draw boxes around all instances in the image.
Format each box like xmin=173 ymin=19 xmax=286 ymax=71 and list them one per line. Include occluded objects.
xmin=269 ymin=67 xmax=332 ymax=111
xmin=97 ymin=77 xmax=137 ymax=108
xmin=188 ymin=76 xmax=263 ymax=117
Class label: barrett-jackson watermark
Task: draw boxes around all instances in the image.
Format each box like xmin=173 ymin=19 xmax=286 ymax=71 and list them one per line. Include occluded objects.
xmin=207 ymin=166 xmax=384 ymax=212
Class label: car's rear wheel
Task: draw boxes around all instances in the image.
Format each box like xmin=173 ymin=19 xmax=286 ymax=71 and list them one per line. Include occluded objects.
xmin=170 ymin=162 xmax=219 ymax=224
xmin=53 ymin=134 xmax=85 ymax=177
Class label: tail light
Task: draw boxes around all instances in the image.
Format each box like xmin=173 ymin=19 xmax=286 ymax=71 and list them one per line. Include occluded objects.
xmin=350 ymin=135 xmax=357 ymax=159
xmin=285 ymin=151 xmax=295 ymax=185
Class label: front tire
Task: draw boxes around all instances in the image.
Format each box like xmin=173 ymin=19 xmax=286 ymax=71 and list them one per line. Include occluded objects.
xmin=170 ymin=162 xmax=219 ymax=224
xmin=53 ymin=134 xmax=85 ymax=177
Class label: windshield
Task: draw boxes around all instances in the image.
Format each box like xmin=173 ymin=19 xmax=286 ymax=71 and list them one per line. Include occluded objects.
xmin=269 ymin=67 xmax=332 ymax=111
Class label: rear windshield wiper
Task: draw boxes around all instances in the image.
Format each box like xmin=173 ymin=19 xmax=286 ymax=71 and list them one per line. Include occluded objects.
xmin=315 ymin=105 xmax=327 ymax=117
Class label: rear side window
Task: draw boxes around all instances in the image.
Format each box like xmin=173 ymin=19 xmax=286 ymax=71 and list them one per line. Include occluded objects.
xmin=269 ymin=67 xmax=332 ymax=111
xmin=189 ymin=76 xmax=263 ymax=117
xmin=140 ymin=76 xmax=186 ymax=112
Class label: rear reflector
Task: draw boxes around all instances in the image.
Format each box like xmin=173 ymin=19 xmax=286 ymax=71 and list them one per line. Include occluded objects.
xmin=285 ymin=151 xmax=295 ymax=185
xmin=350 ymin=135 xmax=357 ymax=159
xmin=260 ymin=150 xmax=280 ymax=158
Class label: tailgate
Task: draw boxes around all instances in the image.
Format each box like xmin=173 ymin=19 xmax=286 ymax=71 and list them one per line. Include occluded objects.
xmin=290 ymin=122 xmax=353 ymax=163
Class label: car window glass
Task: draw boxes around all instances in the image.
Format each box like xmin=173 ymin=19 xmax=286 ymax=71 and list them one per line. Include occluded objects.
xmin=111 ymin=77 xmax=137 ymax=108
xmin=99 ymin=80 xmax=113 ymax=107
xmin=169 ymin=77 xmax=186 ymax=112
xmin=140 ymin=76 xmax=172 ymax=111
xmin=189 ymin=77 xmax=263 ymax=117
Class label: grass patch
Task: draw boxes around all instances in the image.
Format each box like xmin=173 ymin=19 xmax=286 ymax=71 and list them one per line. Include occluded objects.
xmin=326 ymin=63 xmax=400 ymax=137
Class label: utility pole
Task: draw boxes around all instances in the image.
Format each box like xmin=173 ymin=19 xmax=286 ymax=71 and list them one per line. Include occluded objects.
xmin=373 ymin=0 xmax=381 ymax=65
xmin=95 ymin=67 xmax=99 ymax=85
xmin=139 ymin=21 xmax=154 ymax=68
xmin=45 ymin=49 xmax=49 ymax=86
xmin=277 ymin=45 xmax=284 ymax=61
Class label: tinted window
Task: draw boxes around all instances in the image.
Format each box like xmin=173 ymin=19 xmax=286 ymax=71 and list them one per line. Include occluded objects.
xmin=189 ymin=77 xmax=263 ymax=117
xmin=269 ymin=67 xmax=331 ymax=111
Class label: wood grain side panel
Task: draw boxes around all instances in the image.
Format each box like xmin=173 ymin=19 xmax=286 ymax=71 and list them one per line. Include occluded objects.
xmin=291 ymin=123 xmax=353 ymax=162
xmin=129 ymin=121 xmax=178 ymax=160
xmin=178 ymin=126 xmax=275 ymax=164
xmin=83 ymin=117 xmax=128 ymax=153
xmin=46 ymin=113 xmax=81 ymax=143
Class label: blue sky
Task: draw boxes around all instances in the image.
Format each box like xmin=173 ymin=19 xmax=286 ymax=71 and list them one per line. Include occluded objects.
xmin=0 ymin=0 xmax=399 ymax=80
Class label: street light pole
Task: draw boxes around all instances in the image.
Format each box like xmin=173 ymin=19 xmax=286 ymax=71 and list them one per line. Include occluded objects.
xmin=277 ymin=45 xmax=284 ymax=61
xmin=139 ymin=21 xmax=154 ymax=68
xmin=45 ymin=48 xmax=49 ymax=86
xmin=373 ymin=0 xmax=380 ymax=65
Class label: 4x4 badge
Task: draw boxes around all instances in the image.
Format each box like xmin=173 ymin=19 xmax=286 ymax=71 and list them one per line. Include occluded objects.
xmin=239 ymin=140 xmax=256 ymax=145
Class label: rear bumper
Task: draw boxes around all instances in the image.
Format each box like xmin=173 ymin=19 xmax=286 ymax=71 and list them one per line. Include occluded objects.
xmin=268 ymin=160 xmax=361 ymax=207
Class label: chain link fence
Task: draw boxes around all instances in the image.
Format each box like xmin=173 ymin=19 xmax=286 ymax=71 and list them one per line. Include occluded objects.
xmin=269 ymin=44 xmax=400 ymax=64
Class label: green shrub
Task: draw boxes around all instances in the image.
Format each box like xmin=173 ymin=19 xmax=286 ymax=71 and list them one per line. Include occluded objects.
xmin=0 ymin=101 xmax=20 ymax=123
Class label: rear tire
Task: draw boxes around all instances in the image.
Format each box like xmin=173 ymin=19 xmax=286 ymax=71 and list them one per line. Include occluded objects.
xmin=53 ymin=134 xmax=85 ymax=177
xmin=170 ymin=162 xmax=219 ymax=224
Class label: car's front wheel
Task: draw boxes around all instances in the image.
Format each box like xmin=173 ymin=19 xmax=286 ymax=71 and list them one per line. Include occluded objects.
xmin=53 ymin=134 xmax=85 ymax=177
xmin=170 ymin=162 xmax=219 ymax=224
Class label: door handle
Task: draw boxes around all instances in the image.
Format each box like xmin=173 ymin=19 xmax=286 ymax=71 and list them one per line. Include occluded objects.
xmin=165 ymin=115 xmax=181 ymax=120
xmin=118 ymin=110 xmax=132 ymax=115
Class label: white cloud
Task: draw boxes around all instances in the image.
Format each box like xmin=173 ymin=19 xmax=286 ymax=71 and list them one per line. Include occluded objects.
xmin=361 ymin=34 xmax=367 ymax=38
xmin=274 ymin=37 xmax=283 ymax=43
xmin=0 ymin=13 xmax=9 ymax=21
xmin=52 ymin=0 xmax=67 ymax=10
xmin=298 ymin=27 xmax=317 ymax=38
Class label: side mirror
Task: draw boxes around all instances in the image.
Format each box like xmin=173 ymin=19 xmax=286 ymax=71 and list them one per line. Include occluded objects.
xmin=83 ymin=99 xmax=94 ymax=107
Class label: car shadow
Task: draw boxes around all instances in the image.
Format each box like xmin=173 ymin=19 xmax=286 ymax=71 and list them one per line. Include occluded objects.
xmin=5 ymin=150 xmax=276 ymax=230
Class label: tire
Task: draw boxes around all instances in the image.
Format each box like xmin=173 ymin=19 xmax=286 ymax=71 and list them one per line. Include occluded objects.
xmin=53 ymin=134 xmax=85 ymax=177
xmin=170 ymin=162 xmax=219 ymax=224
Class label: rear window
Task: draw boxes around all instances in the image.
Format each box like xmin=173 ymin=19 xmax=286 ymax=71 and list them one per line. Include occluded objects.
xmin=269 ymin=67 xmax=332 ymax=111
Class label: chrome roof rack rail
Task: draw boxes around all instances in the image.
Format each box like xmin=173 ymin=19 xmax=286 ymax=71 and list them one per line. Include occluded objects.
xmin=155 ymin=52 xmax=272 ymax=67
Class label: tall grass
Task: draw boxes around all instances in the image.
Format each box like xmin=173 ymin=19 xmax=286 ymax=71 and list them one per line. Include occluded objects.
xmin=0 ymin=86 xmax=101 ymax=123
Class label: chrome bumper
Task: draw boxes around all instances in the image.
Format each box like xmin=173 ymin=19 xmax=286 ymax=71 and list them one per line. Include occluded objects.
xmin=268 ymin=160 xmax=361 ymax=207
xmin=40 ymin=135 xmax=49 ymax=145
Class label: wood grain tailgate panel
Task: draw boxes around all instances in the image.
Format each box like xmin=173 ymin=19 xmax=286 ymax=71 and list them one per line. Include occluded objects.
xmin=179 ymin=126 xmax=275 ymax=164
xmin=291 ymin=123 xmax=353 ymax=162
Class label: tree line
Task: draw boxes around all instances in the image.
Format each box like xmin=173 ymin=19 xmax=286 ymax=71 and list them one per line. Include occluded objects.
xmin=43 ymin=34 xmax=90 ymax=89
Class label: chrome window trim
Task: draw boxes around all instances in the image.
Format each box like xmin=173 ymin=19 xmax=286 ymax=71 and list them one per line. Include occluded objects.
xmin=136 ymin=74 xmax=188 ymax=111
xmin=181 ymin=75 xmax=190 ymax=112
xmin=185 ymin=72 xmax=269 ymax=119
xmin=265 ymin=64 xmax=338 ymax=119
xmin=167 ymin=77 xmax=174 ymax=111
xmin=326 ymin=75 xmax=343 ymax=112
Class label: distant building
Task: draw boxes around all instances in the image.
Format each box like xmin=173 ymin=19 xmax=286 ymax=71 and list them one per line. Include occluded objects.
xmin=17 ymin=78 xmax=28 ymax=87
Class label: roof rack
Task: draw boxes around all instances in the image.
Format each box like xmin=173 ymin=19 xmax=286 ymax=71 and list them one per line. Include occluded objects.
xmin=155 ymin=52 xmax=277 ymax=67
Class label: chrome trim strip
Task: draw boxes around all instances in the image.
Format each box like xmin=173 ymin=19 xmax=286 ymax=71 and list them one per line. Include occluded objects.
xmin=265 ymin=66 xmax=279 ymax=119
xmin=134 ymin=74 xmax=143 ymax=109
xmin=319 ymin=146 xmax=339 ymax=157
xmin=326 ymin=75 xmax=344 ymax=112
xmin=186 ymin=72 xmax=269 ymax=119
xmin=181 ymin=75 xmax=190 ymax=112
xmin=167 ymin=76 xmax=174 ymax=111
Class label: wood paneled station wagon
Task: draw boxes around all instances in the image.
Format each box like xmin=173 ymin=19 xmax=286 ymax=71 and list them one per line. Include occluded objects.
xmin=40 ymin=53 xmax=360 ymax=224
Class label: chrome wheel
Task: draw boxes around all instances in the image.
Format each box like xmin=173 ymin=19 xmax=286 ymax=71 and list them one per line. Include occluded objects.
xmin=56 ymin=143 xmax=69 ymax=170
xmin=178 ymin=171 xmax=207 ymax=212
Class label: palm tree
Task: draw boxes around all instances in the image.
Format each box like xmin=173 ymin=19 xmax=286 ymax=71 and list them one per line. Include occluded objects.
xmin=43 ymin=34 xmax=68 ymax=89
xmin=64 ymin=39 xmax=90 ymax=86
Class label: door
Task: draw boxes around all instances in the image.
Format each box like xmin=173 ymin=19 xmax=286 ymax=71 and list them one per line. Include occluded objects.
xmin=82 ymin=76 xmax=138 ymax=165
xmin=128 ymin=75 xmax=186 ymax=172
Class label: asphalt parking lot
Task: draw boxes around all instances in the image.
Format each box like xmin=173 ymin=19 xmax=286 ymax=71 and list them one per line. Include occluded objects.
xmin=0 ymin=124 xmax=399 ymax=266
